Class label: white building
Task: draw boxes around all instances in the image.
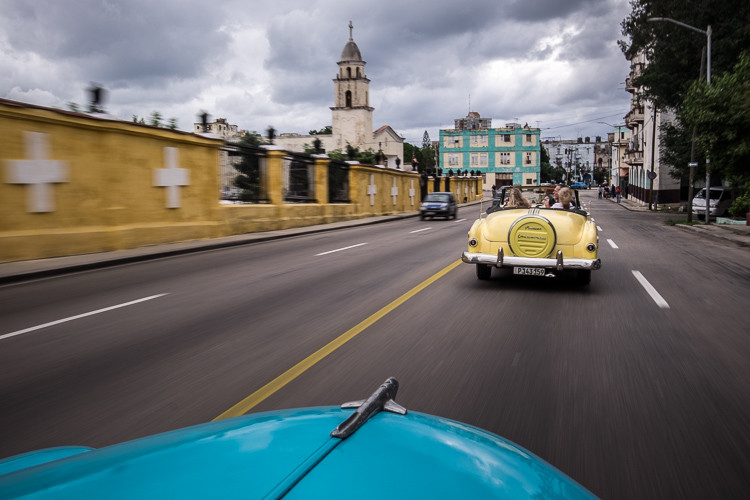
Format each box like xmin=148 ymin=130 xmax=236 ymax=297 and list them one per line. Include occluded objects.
xmin=623 ymin=50 xmax=680 ymax=205
xmin=275 ymin=22 xmax=404 ymax=167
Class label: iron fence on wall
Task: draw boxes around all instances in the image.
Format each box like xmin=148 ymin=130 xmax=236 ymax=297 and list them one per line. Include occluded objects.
xmin=283 ymin=153 xmax=315 ymax=202
xmin=328 ymin=158 xmax=350 ymax=203
xmin=224 ymin=144 xmax=268 ymax=203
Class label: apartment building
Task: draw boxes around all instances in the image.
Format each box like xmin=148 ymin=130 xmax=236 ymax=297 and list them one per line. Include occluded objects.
xmin=439 ymin=112 xmax=540 ymax=189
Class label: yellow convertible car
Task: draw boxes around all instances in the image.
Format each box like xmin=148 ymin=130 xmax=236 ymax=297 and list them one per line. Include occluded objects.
xmin=462 ymin=186 xmax=600 ymax=285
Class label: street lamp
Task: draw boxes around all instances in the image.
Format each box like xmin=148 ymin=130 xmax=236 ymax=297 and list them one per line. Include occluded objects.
xmin=648 ymin=17 xmax=712 ymax=224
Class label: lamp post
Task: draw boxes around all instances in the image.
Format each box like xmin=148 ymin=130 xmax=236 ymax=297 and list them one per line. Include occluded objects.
xmin=648 ymin=17 xmax=712 ymax=223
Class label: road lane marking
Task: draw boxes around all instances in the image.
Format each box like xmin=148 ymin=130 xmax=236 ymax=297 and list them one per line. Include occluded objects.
xmin=315 ymin=243 xmax=367 ymax=256
xmin=455 ymin=218 xmax=467 ymax=223
xmin=607 ymin=239 xmax=619 ymax=249
xmin=597 ymin=225 xmax=603 ymax=231
xmin=0 ymin=294 xmax=168 ymax=341
xmin=214 ymin=259 xmax=463 ymax=420
xmin=632 ymin=271 xmax=670 ymax=309
xmin=410 ymin=228 xmax=431 ymax=233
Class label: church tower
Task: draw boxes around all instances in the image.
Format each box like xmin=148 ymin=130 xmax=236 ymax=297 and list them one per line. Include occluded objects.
xmin=331 ymin=21 xmax=374 ymax=151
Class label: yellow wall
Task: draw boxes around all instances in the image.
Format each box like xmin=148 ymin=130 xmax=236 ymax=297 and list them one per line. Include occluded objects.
xmin=0 ymin=100 xmax=481 ymax=263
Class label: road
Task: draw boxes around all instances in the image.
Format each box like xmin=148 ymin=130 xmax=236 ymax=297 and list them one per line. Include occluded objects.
xmin=1 ymin=190 xmax=749 ymax=499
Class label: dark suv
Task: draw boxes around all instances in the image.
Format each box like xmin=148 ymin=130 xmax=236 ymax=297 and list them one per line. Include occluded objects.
xmin=420 ymin=192 xmax=458 ymax=220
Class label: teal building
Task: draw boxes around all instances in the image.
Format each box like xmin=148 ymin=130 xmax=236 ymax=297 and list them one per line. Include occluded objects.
xmin=439 ymin=112 xmax=541 ymax=189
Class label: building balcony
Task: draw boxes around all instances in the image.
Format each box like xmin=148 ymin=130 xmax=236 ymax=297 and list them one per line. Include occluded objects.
xmin=625 ymin=107 xmax=644 ymax=128
xmin=624 ymin=148 xmax=644 ymax=166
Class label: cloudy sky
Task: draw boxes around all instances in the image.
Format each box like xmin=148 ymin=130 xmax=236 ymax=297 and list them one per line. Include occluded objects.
xmin=1 ymin=0 xmax=633 ymax=146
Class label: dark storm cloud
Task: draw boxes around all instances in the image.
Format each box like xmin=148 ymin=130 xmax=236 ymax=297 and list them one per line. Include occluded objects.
xmin=0 ymin=0 xmax=633 ymax=142
xmin=3 ymin=0 xmax=230 ymax=83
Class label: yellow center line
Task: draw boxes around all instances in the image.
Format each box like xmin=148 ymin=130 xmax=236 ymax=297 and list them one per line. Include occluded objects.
xmin=213 ymin=259 xmax=462 ymax=421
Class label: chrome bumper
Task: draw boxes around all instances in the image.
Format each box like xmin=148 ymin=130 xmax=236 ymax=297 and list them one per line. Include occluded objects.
xmin=462 ymin=248 xmax=601 ymax=271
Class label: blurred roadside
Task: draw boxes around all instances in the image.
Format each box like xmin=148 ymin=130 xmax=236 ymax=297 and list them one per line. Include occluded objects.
xmin=607 ymin=195 xmax=750 ymax=248
xmin=2 ymin=195 xmax=745 ymax=285
xmin=0 ymin=198 xmax=492 ymax=284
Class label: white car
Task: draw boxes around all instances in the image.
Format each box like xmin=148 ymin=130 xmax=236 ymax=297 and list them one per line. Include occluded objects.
xmin=692 ymin=187 xmax=737 ymax=217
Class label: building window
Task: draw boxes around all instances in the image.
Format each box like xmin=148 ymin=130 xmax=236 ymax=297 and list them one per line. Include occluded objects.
xmin=525 ymin=152 xmax=532 ymax=164
xmin=503 ymin=135 xmax=511 ymax=142
xmin=471 ymin=153 xmax=479 ymax=165
xmin=479 ymin=153 xmax=488 ymax=166
xmin=448 ymin=154 xmax=459 ymax=166
xmin=499 ymin=152 xmax=511 ymax=165
xmin=345 ymin=90 xmax=352 ymax=107
xmin=525 ymin=134 xmax=533 ymax=143
xmin=471 ymin=135 xmax=478 ymax=144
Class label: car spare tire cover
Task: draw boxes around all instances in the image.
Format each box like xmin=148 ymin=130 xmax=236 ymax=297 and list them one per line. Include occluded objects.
xmin=508 ymin=215 xmax=556 ymax=258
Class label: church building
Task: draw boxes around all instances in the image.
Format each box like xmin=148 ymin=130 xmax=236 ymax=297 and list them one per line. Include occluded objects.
xmin=275 ymin=22 xmax=404 ymax=167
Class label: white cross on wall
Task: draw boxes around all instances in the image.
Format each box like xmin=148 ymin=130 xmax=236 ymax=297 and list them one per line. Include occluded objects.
xmin=5 ymin=132 xmax=69 ymax=212
xmin=409 ymin=180 xmax=416 ymax=205
xmin=367 ymin=174 xmax=377 ymax=206
xmin=153 ymin=147 xmax=189 ymax=208
xmin=391 ymin=178 xmax=399 ymax=205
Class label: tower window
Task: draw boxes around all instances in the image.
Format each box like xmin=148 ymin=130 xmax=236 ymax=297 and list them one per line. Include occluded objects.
xmin=347 ymin=67 xmax=352 ymax=78
xmin=345 ymin=90 xmax=352 ymax=108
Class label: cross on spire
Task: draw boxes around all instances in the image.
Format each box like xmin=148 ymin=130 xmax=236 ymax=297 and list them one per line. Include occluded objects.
xmin=349 ymin=20 xmax=354 ymax=41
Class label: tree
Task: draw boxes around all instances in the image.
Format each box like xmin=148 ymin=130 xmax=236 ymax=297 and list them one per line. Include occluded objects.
xmin=681 ymin=51 xmax=750 ymax=183
xmin=326 ymin=144 xmax=376 ymax=164
xmin=620 ymin=0 xmax=750 ymax=186
xmin=309 ymin=125 xmax=332 ymax=135
xmin=166 ymin=118 xmax=178 ymax=130
xmin=539 ymin=144 xmax=555 ymax=183
xmin=149 ymin=111 xmax=162 ymax=127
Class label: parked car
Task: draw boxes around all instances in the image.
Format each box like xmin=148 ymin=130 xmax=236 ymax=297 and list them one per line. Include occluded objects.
xmin=570 ymin=182 xmax=588 ymax=189
xmin=462 ymin=186 xmax=600 ymax=285
xmin=0 ymin=378 xmax=596 ymax=499
xmin=692 ymin=187 xmax=738 ymax=218
xmin=420 ymin=192 xmax=457 ymax=220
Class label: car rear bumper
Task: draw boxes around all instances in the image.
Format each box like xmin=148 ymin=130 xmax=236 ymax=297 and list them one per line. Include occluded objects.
xmin=462 ymin=249 xmax=601 ymax=271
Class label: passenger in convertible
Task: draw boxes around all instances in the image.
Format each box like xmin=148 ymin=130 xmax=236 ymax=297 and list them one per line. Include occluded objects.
xmin=505 ymin=187 xmax=531 ymax=208
xmin=552 ymin=187 xmax=575 ymax=209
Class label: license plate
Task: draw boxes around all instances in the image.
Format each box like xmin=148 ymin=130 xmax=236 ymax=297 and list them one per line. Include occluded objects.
xmin=513 ymin=267 xmax=546 ymax=276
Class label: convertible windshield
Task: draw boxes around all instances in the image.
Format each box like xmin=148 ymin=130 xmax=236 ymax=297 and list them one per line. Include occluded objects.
xmin=424 ymin=194 xmax=450 ymax=202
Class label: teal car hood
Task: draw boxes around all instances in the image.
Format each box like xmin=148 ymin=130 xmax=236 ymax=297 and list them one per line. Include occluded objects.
xmin=0 ymin=407 xmax=595 ymax=499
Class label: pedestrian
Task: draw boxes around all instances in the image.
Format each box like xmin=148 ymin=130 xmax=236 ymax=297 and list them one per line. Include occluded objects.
xmin=598 ymin=185 xmax=603 ymax=199
xmin=491 ymin=184 xmax=497 ymax=198
xmin=616 ymin=186 xmax=622 ymax=203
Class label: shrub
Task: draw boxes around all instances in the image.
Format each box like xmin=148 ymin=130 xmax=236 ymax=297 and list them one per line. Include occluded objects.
xmin=729 ymin=193 xmax=750 ymax=218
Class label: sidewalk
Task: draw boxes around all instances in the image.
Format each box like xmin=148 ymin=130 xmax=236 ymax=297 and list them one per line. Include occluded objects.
xmin=606 ymin=195 xmax=750 ymax=248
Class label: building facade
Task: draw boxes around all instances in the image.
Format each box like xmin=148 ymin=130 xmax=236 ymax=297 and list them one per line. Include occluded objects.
xmin=543 ymin=137 xmax=601 ymax=185
xmin=623 ymin=50 xmax=680 ymax=205
xmin=440 ymin=113 xmax=541 ymax=189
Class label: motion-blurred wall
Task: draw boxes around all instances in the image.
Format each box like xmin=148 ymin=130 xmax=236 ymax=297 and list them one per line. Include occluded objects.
xmin=1 ymin=99 xmax=481 ymax=263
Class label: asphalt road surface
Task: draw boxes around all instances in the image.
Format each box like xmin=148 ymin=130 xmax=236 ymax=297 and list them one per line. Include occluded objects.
xmin=1 ymin=190 xmax=749 ymax=499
